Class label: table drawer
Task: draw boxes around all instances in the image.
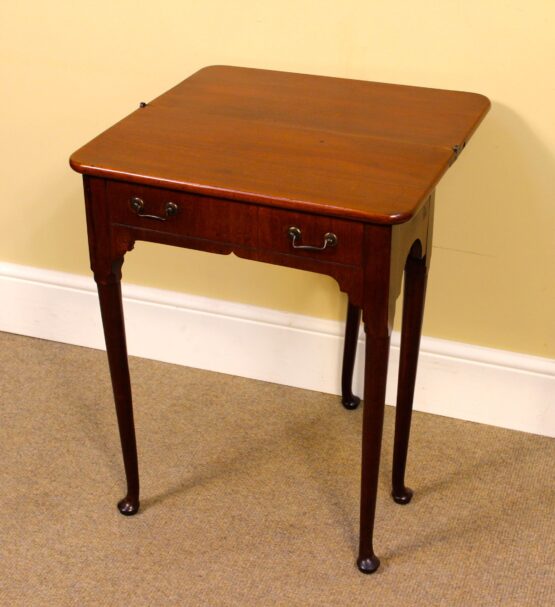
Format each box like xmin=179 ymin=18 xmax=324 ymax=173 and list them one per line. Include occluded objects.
xmin=258 ymin=207 xmax=363 ymax=265
xmin=107 ymin=181 xmax=257 ymax=247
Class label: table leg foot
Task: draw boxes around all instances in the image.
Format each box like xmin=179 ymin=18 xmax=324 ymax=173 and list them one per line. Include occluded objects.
xmin=341 ymin=394 xmax=361 ymax=410
xmin=117 ymin=496 xmax=140 ymax=516
xmin=392 ymin=486 xmax=413 ymax=505
xmin=357 ymin=554 xmax=381 ymax=574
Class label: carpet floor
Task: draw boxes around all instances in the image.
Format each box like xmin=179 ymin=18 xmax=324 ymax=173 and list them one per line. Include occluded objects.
xmin=0 ymin=331 xmax=553 ymax=606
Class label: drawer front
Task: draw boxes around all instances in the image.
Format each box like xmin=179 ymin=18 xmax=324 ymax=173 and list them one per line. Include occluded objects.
xmin=258 ymin=207 xmax=363 ymax=266
xmin=107 ymin=181 xmax=257 ymax=247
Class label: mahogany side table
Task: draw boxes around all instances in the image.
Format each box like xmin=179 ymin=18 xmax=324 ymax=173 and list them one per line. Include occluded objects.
xmin=70 ymin=66 xmax=489 ymax=573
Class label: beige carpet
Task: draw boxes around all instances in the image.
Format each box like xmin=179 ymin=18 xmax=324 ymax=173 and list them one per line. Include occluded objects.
xmin=0 ymin=331 xmax=553 ymax=606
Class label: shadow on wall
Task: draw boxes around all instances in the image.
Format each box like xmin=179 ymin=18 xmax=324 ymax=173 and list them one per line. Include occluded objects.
xmin=427 ymin=99 xmax=555 ymax=355
xmin=436 ymin=100 xmax=555 ymax=255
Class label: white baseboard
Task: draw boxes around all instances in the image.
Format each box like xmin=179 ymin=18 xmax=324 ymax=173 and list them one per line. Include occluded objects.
xmin=1 ymin=261 xmax=554 ymax=437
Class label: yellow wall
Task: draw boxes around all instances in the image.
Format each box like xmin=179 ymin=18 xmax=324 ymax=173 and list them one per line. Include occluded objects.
xmin=1 ymin=1 xmax=554 ymax=357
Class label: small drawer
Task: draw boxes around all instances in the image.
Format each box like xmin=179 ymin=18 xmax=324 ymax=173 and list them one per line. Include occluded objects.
xmin=258 ymin=207 xmax=363 ymax=266
xmin=107 ymin=181 xmax=257 ymax=247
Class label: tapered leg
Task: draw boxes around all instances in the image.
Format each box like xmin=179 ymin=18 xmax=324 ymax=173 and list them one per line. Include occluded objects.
xmin=341 ymin=301 xmax=362 ymax=410
xmin=96 ymin=271 xmax=140 ymax=516
xmin=357 ymin=332 xmax=390 ymax=574
xmin=391 ymin=254 xmax=428 ymax=505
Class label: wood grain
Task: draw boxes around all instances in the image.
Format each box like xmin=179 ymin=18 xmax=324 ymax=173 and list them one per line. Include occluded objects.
xmin=71 ymin=66 xmax=490 ymax=224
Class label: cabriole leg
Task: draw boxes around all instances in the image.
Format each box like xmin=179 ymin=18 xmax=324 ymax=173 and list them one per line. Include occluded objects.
xmin=95 ymin=259 xmax=140 ymax=516
xmin=391 ymin=254 xmax=428 ymax=505
xmin=357 ymin=330 xmax=391 ymax=574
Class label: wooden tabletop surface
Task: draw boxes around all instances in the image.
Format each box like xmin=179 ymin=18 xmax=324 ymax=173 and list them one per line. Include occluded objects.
xmin=70 ymin=66 xmax=490 ymax=223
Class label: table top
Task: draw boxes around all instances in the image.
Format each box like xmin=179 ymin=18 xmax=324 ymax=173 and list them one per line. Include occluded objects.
xmin=70 ymin=66 xmax=490 ymax=224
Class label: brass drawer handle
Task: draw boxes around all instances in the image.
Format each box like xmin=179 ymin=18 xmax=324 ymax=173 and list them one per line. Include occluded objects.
xmin=287 ymin=226 xmax=337 ymax=251
xmin=129 ymin=197 xmax=178 ymax=221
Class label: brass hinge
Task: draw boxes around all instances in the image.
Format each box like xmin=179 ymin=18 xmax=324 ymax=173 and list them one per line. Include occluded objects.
xmin=450 ymin=142 xmax=466 ymax=165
